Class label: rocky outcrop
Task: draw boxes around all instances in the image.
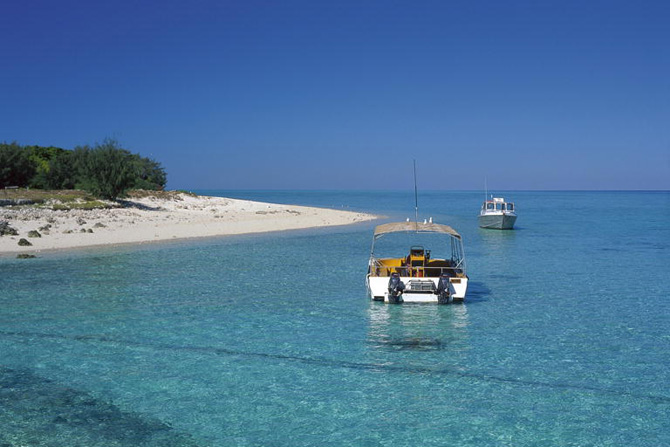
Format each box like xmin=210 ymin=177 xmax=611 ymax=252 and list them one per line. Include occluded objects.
xmin=0 ymin=221 xmax=19 ymax=236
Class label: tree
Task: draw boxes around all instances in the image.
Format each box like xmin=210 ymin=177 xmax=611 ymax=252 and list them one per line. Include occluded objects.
xmin=75 ymin=139 xmax=135 ymax=200
xmin=130 ymin=153 xmax=167 ymax=190
xmin=0 ymin=142 xmax=35 ymax=188
xmin=44 ymin=150 xmax=76 ymax=189
xmin=0 ymin=140 xmax=167 ymax=198
xmin=26 ymin=145 xmax=68 ymax=189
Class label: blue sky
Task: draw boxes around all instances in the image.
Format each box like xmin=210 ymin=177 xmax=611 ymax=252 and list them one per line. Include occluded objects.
xmin=1 ymin=0 xmax=668 ymax=190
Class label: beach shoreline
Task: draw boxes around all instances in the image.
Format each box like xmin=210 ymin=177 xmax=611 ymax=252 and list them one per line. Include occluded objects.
xmin=0 ymin=192 xmax=379 ymax=256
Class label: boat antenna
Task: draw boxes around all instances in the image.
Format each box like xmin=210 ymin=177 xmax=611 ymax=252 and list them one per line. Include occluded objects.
xmin=414 ymin=159 xmax=419 ymax=230
xmin=485 ymin=176 xmax=488 ymax=202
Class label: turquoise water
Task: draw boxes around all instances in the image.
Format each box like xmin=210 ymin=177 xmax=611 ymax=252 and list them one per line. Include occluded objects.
xmin=1 ymin=190 xmax=669 ymax=446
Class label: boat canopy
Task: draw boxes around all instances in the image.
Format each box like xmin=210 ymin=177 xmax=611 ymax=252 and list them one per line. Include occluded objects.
xmin=373 ymin=222 xmax=461 ymax=240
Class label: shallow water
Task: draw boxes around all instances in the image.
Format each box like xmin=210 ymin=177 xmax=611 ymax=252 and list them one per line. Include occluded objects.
xmin=1 ymin=190 xmax=669 ymax=446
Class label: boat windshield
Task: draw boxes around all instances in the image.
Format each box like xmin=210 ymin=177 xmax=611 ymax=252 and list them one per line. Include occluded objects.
xmin=507 ymin=203 xmax=514 ymax=211
xmin=486 ymin=202 xmax=494 ymax=210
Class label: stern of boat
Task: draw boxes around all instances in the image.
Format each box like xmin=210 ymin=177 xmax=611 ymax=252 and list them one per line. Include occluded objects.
xmin=367 ymin=275 xmax=468 ymax=303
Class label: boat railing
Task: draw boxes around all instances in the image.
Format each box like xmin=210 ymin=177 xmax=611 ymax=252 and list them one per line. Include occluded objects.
xmin=369 ymin=258 xmax=464 ymax=278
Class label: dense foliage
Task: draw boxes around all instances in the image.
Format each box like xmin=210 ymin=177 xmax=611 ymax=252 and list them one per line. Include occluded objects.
xmin=0 ymin=140 xmax=166 ymax=200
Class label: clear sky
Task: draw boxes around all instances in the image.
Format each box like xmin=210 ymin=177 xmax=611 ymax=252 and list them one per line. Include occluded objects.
xmin=1 ymin=0 xmax=668 ymax=190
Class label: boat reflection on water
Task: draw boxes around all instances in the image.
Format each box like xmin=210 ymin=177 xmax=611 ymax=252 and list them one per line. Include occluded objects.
xmin=366 ymin=302 xmax=470 ymax=355
xmin=479 ymin=225 xmax=517 ymax=250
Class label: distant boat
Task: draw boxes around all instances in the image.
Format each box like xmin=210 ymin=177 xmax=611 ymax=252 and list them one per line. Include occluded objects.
xmin=479 ymin=197 xmax=517 ymax=230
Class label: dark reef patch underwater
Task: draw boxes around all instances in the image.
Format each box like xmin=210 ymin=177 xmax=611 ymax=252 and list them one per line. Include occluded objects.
xmin=0 ymin=367 xmax=201 ymax=447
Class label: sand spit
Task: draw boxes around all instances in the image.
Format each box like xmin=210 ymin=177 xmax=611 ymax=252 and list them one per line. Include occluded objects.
xmin=0 ymin=192 xmax=378 ymax=255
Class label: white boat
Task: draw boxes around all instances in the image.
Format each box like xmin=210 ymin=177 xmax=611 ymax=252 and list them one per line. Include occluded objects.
xmin=366 ymin=221 xmax=468 ymax=304
xmin=478 ymin=197 xmax=517 ymax=230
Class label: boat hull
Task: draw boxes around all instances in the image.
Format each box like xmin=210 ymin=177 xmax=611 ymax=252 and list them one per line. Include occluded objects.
xmin=366 ymin=275 xmax=468 ymax=303
xmin=478 ymin=213 xmax=517 ymax=230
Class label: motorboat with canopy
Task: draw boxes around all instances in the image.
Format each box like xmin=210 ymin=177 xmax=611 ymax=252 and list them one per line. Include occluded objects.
xmin=366 ymin=221 xmax=468 ymax=304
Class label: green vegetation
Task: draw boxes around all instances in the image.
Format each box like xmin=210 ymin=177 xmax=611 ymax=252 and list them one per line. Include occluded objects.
xmin=51 ymin=200 xmax=111 ymax=210
xmin=0 ymin=189 xmax=116 ymax=210
xmin=0 ymin=139 xmax=166 ymax=200
xmin=127 ymin=189 xmax=196 ymax=200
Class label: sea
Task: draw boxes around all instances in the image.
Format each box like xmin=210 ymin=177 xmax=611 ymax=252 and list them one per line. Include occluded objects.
xmin=1 ymin=190 xmax=668 ymax=447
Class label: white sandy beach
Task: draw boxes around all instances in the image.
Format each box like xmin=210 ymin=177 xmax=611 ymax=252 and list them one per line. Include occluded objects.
xmin=0 ymin=193 xmax=378 ymax=255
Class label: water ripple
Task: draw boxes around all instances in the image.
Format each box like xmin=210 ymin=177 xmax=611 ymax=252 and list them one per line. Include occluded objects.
xmin=2 ymin=329 xmax=668 ymax=405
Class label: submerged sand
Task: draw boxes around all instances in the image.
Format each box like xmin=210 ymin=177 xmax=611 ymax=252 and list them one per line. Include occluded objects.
xmin=0 ymin=192 xmax=378 ymax=255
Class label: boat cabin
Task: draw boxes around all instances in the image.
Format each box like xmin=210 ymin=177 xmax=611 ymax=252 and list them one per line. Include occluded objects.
xmin=482 ymin=197 xmax=515 ymax=213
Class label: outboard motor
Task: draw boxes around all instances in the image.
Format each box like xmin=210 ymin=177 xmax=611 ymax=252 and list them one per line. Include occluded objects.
xmin=435 ymin=274 xmax=451 ymax=304
xmin=387 ymin=272 xmax=405 ymax=304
